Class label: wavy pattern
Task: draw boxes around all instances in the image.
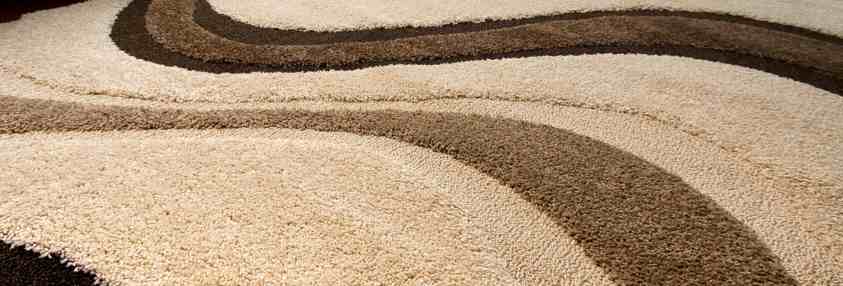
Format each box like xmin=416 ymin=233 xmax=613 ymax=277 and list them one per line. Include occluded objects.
xmin=1 ymin=0 xmax=842 ymax=285
xmin=109 ymin=0 xmax=843 ymax=95
xmin=0 ymin=95 xmax=798 ymax=285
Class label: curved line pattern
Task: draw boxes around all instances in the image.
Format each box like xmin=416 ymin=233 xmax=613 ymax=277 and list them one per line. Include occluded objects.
xmin=3 ymin=0 xmax=840 ymax=284
xmin=109 ymin=0 xmax=843 ymax=95
xmin=0 ymin=95 xmax=798 ymax=285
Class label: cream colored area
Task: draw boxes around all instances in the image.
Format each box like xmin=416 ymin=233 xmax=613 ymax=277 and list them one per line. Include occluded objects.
xmin=0 ymin=129 xmax=616 ymax=286
xmin=205 ymin=0 xmax=843 ymax=36
xmin=1 ymin=1 xmax=841 ymax=190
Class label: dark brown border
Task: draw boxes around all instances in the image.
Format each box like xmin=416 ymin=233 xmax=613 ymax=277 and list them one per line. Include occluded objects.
xmin=0 ymin=244 xmax=97 ymax=286
xmin=0 ymin=95 xmax=798 ymax=285
xmin=0 ymin=0 xmax=87 ymax=23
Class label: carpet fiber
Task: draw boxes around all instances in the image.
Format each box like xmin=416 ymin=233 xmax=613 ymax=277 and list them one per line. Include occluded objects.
xmin=0 ymin=0 xmax=841 ymax=285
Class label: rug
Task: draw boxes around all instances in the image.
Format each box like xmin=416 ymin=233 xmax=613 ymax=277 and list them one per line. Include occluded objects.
xmin=0 ymin=0 xmax=841 ymax=285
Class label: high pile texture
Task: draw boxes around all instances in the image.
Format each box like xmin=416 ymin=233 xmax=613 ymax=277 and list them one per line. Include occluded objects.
xmin=0 ymin=0 xmax=841 ymax=285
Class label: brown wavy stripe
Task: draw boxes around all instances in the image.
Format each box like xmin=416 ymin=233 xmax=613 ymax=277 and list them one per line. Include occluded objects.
xmin=149 ymin=0 xmax=843 ymax=74
xmin=109 ymin=0 xmax=843 ymax=95
xmin=0 ymin=95 xmax=797 ymax=285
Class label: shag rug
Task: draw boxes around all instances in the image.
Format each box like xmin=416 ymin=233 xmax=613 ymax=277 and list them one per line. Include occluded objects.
xmin=1 ymin=0 xmax=842 ymax=285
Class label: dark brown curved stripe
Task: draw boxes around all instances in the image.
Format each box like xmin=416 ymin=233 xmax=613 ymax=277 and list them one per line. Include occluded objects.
xmin=0 ymin=244 xmax=97 ymax=286
xmin=110 ymin=0 xmax=843 ymax=96
xmin=0 ymin=95 xmax=798 ymax=285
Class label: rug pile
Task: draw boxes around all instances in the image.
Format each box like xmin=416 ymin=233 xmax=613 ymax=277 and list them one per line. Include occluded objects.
xmin=0 ymin=0 xmax=841 ymax=285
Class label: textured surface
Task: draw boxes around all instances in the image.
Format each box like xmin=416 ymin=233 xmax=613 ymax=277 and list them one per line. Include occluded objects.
xmin=0 ymin=0 xmax=841 ymax=285
xmin=138 ymin=0 xmax=843 ymax=95
xmin=204 ymin=0 xmax=843 ymax=36
xmin=0 ymin=99 xmax=805 ymax=285
xmin=1 ymin=130 xmax=524 ymax=285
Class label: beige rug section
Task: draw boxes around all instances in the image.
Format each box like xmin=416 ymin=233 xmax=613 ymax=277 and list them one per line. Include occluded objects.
xmin=204 ymin=0 xmax=843 ymax=36
xmin=0 ymin=129 xmax=616 ymax=285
